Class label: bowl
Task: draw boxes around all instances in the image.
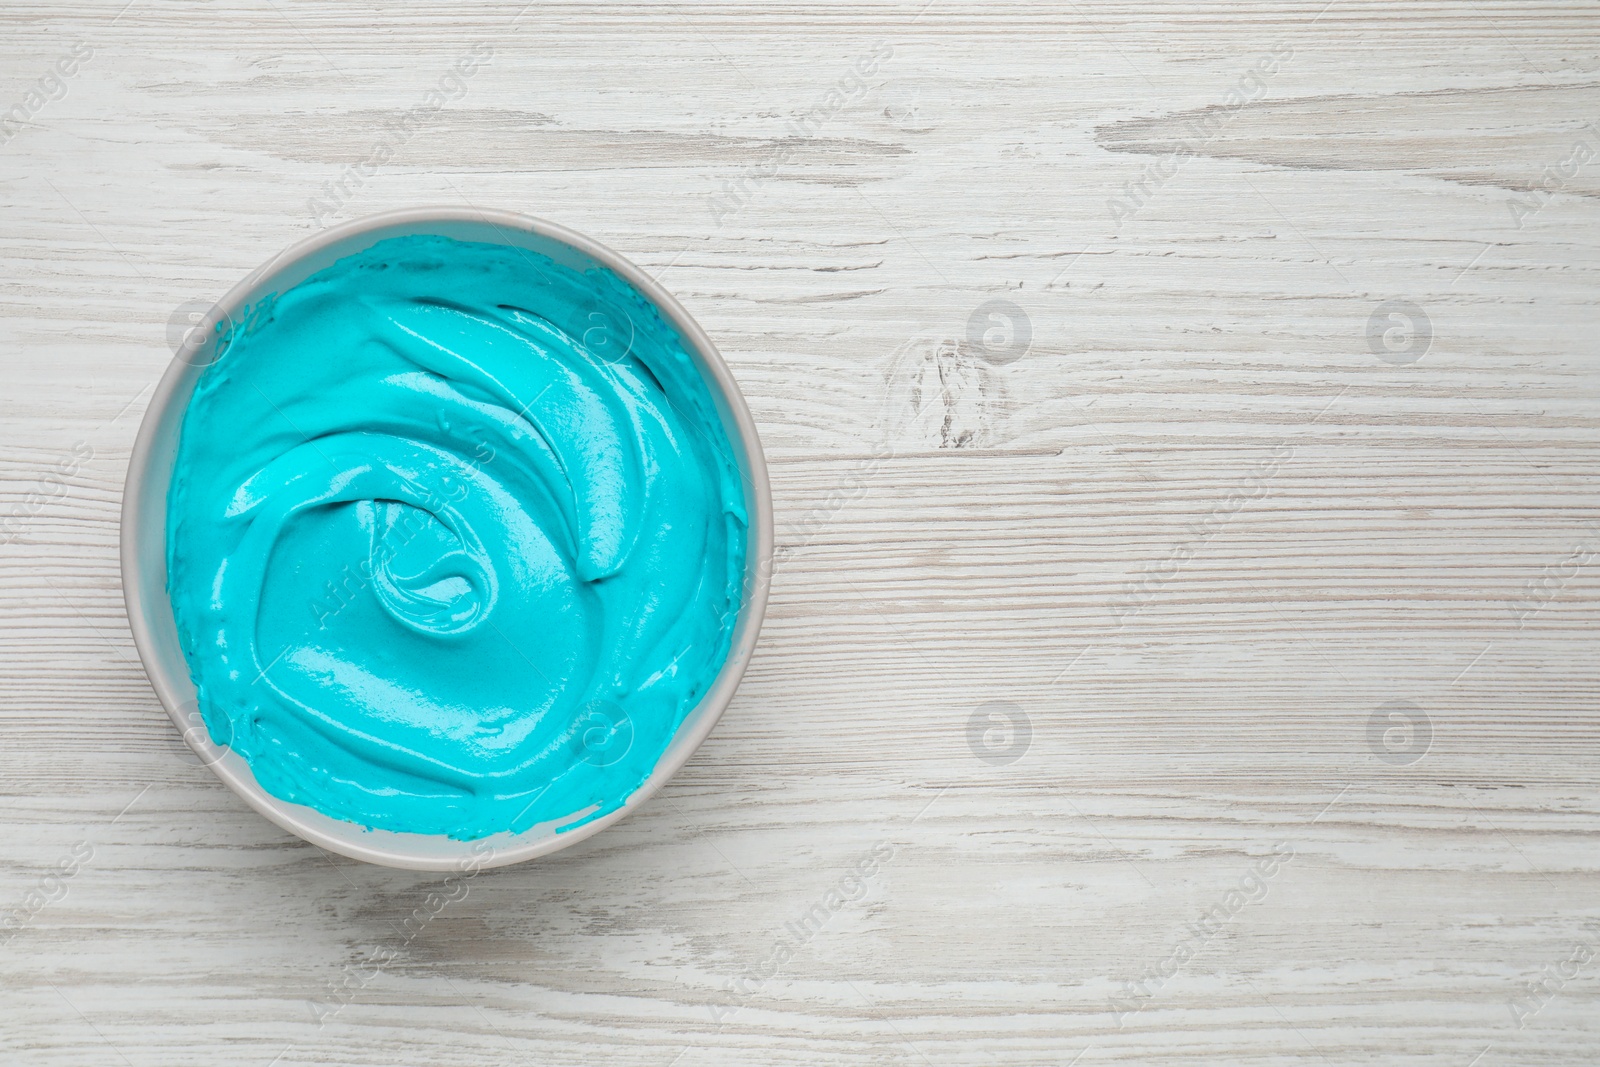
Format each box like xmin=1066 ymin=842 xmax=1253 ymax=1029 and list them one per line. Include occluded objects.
xmin=121 ymin=207 xmax=772 ymax=871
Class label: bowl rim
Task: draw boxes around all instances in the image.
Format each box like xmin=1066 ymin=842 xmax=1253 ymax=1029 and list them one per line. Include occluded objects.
xmin=120 ymin=206 xmax=773 ymax=870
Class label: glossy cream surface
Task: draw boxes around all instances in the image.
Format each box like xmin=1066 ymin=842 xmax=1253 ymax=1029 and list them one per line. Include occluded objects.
xmin=166 ymin=234 xmax=747 ymax=839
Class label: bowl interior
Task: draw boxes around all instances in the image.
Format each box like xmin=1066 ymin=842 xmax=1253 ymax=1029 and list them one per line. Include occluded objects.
xmin=122 ymin=209 xmax=771 ymax=871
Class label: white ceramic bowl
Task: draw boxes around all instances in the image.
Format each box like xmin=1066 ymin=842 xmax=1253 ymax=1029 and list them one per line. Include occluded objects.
xmin=122 ymin=208 xmax=772 ymax=871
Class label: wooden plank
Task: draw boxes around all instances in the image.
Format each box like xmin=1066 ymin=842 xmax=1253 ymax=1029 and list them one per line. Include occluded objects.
xmin=2 ymin=1 xmax=1599 ymax=1063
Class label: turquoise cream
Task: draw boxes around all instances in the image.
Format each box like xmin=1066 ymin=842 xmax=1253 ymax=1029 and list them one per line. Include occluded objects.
xmin=166 ymin=234 xmax=747 ymax=840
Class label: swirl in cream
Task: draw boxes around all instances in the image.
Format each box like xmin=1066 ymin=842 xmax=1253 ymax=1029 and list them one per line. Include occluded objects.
xmin=166 ymin=235 xmax=747 ymax=839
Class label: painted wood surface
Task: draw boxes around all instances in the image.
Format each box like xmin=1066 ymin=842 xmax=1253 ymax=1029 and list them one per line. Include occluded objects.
xmin=2 ymin=1 xmax=1599 ymax=1063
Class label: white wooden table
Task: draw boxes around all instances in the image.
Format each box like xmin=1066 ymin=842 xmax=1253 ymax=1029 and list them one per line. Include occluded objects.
xmin=4 ymin=1 xmax=1599 ymax=1063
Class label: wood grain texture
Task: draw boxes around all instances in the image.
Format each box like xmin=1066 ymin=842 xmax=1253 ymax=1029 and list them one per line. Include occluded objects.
xmin=3 ymin=1 xmax=1599 ymax=1063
